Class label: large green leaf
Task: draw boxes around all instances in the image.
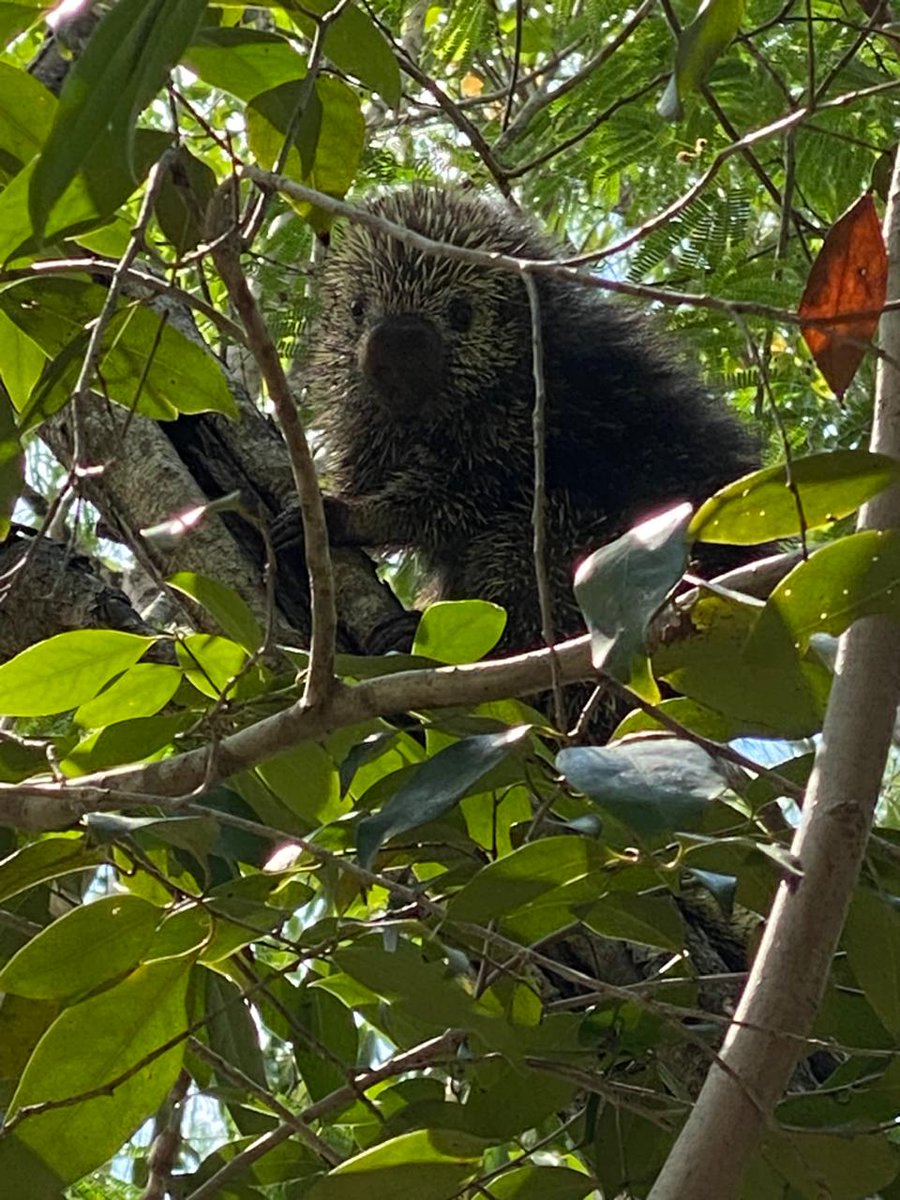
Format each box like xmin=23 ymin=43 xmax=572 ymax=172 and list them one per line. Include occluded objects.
xmin=557 ymin=739 xmax=729 ymax=837
xmin=0 ymin=630 xmax=154 ymax=717
xmin=248 ymin=75 xmax=364 ymax=226
xmin=168 ymin=571 xmax=263 ymax=654
xmin=255 ymin=741 xmax=341 ymax=825
xmin=329 ymin=944 xmax=520 ymax=1055
xmin=0 ymin=894 xmax=160 ymax=999
xmin=2 ymin=951 xmax=195 ymax=1187
xmin=0 ymin=128 xmax=170 ymax=264
xmin=843 ymin=888 xmax=900 ymax=1036
xmin=307 ymin=1130 xmax=485 ymax=1200
xmin=448 ymin=836 xmax=610 ymax=925
xmin=356 ymin=726 xmax=532 ymax=869
xmin=488 ymin=1165 xmax=596 ymax=1200
xmin=574 ymin=503 xmax=691 ymax=686
xmin=0 ymin=838 xmax=105 ymax=905
xmin=691 ymin=451 xmax=900 ymax=544
xmin=186 ymin=26 xmax=310 ymax=101
xmin=412 ymin=600 xmax=506 ymax=664
xmin=0 ymin=62 xmax=54 ymax=174
xmin=282 ymin=0 xmax=401 ymax=105
xmin=29 ymin=0 xmax=208 ymax=238
xmin=74 ymin=663 xmax=182 ymax=729
xmin=0 ymin=277 xmax=237 ymax=426
xmin=0 ymin=3 xmax=44 ymax=51
xmin=580 ymin=892 xmax=685 ymax=951
xmin=658 ymin=0 xmax=745 ymax=121
xmin=759 ymin=1127 xmax=899 ymax=1199
xmin=745 ymin=531 xmax=900 ymax=662
xmin=654 ymin=594 xmax=830 ymax=738
xmin=61 ymin=713 xmax=189 ymax=775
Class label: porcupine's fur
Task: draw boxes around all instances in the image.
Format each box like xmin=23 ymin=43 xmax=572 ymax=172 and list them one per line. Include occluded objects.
xmin=299 ymin=185 xmax=759 ymax=731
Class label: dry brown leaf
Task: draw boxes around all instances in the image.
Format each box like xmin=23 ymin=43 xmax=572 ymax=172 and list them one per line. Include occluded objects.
xmin=799 ymin=193 xmax=887 ymax=397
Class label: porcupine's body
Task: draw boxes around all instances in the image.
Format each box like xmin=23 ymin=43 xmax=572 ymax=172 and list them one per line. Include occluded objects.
xmin=302 ymin=186 xmax=758 ymax=725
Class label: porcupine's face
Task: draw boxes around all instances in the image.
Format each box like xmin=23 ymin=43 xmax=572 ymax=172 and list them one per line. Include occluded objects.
xmin=310 ymin=186 xmax=551 ymax=428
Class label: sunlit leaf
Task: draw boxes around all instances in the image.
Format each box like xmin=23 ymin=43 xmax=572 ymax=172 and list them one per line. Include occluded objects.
xmin=168 ymin=571 xmax=263 ymax=654
xmin=0 ymin=630 xmax=154 ymax=717
xmin=745 ymin=531 xmax=900 ymax=664
xmin=413 ymin=599 xmax=506 ymax=664
xmin=0 ymin=894 xmax=160 ymax=999
xmin=691 ymin=451 xmax=900 ymax=544
xmin=3 ymin=951 xmax=195 ymax=1186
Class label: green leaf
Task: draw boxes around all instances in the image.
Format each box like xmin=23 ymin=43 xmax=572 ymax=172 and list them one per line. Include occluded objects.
xmin=580 ymin=892 xmax=685 ymax=951
xmin=0 ymin=894 xmax=160 ymax=999
xmin=778 ymin=1057 xmax=900 ymax=1129
xmin=0 ymin=306 xmax=45 ymax=408
xmin=0 ymin=128 xmax=171 ymax=265
xmin=186 ymin=26 xmax=310 ymax=101
xmin=413 ymin=600 xmax=506 ymax=664
xmin=843 ymin=888 xmax=900 ymax=1035
xmin=153 ymin=145 xmax=218 ymax=254
xmin=205 ymin=973 xmax=268 ymax=1088
xmin=356 ymin=726 xmax=532 ymax=869
xmin=658 ymin=0 xmax=744 ymax=121
xmin=248 ymin=75 xmax=364 ymax=228
xmin=307 ymin=1131 xmax=484 ymax=1200
xmin=654 ymin=594 xmax=830 ymax=738
xmin=488 ymin=1165 xmax=596 ymax=1200
xmin=746 ymin=531 xmax=900 ymax=662
xmin=330 ymin=943 xmax=519 ymax=1054
xmin=760 ymin=1127 xmax=899 ymax=1199
xmin=4 ymin=951 xmax=194 ymax=1187
xmin=612 ymin=696 xmax=756 ymax=742
xmin=1 ymin=278 xmax=237 ymax=427
xmin=0 ymin=1135 xmax=63 ymax=1200
xmin=557 ymin=739 xmax=729 ymax=837
xmin=0 ymin=382 xmax=22 ymax=540
xmin=0 ymin=837 xmax=105 ymax=905
xmin=292 ymin=986 xmax=359 ymax=1102
xmin=177 ymin=633 xmax=266 ymax=701
xmin=0 ymin=4 xmax=44 ymax=52
xmin=256 ymin=742 xmax=341 ymax=824
xmin=282 ymin=0 xmax=401 ymax=105
xmin=690 ymin=450 xmax=900 ymax=545
xmin=74 ymin=662 xmax=182 ymax=729
xmin=0 ymin=630 xmax=154 ymax=717
xmin=168 ymin=571 xmax=263 ymax=654
xmin=61 ymin=714 xmax=188 ymax=775
xmin=0 ymin=62 xmax=55 ymax=171
xmin=28 ymin=0 xmax=208 ymax=238
xmin=574 ymin=503 xmax=691 ymax=685
xmin=448 ymin=836 xmax=610 ymax=926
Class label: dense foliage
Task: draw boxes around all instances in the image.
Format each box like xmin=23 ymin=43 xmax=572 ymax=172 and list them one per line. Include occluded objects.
xmin=0 ymin=1 xmax=899 ymax=1197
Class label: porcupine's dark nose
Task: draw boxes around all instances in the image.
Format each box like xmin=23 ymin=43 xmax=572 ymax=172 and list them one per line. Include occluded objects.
xmin=359 ymin=314 xmax=446 ymax=408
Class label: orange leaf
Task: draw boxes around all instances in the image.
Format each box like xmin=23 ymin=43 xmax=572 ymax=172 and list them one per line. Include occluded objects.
xmin=799 ymin=193 xmax=887 ymax=397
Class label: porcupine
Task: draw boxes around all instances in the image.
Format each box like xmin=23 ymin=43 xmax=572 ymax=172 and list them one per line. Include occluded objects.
xmin=277 ymin=188 xmax=819 ymax=1082
xmin=279 ymin=184 xmax=758 ymax=737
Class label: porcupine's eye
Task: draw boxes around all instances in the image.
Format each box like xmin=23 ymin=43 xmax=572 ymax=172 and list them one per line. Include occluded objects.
xmin=350 ymin=296 xmax=367 ymax=324
xmin=446 ymin=294 xmax=473 ymax=333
